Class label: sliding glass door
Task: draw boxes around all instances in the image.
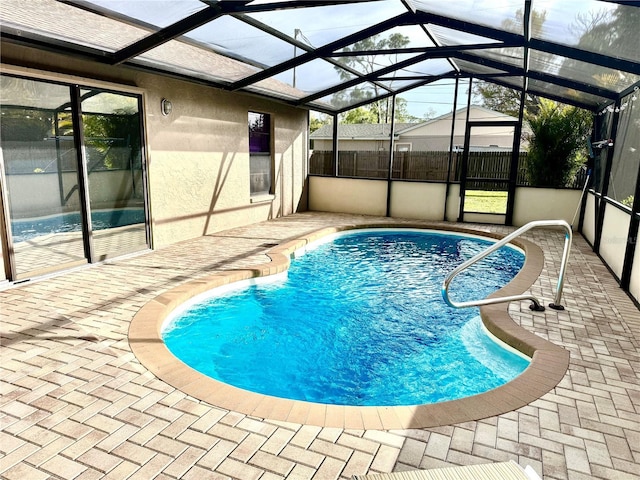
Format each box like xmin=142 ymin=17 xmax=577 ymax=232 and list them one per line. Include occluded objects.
xmin=1 ymin=77 xmax=87 ymax=278
xmin=81 ymin=89 xmax=148 ymax=261
xmin=0 ymin=75 xmax=149 ymax=281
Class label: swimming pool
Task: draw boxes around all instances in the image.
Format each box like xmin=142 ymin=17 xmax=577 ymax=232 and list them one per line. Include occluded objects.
xmin=162 ymin=229 xmax=529 ymax=406
xmin=11 ymin=207 xmax=145 ymax=243
xmin=129 ymin=222 xmax=570 ymax=428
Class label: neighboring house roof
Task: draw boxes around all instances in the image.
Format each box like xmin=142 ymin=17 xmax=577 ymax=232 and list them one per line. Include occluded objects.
xmin=310 ymin=106 xmax=522 ymax=140
xmin=310 ymin=122 xmax=418 ymax=140
xmin=399 ymin=105 xmax=519 ymax=135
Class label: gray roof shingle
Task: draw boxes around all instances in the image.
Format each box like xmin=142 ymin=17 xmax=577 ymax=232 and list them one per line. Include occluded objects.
xmin=310 ymin=122 xmax=419 ymax=139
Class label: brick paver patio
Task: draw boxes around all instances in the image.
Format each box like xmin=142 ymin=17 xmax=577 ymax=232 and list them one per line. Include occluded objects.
xmin=1 ymin=212 xmax=638 ymax=480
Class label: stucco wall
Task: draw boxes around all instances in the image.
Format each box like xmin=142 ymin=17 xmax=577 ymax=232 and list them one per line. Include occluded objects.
xmin=390 ymin=182 xmax=447 ymax=220
xmin=462 ymin=213 xmax=507 ymax=225
xmin=308 ymin=176 xmax=387 ymax=216
xmin=582 ymin=193 xmax=597 ymax=245
xmin=576 ymin=193 xmax=638 ymax=305
xmin=599 ymin=205 xmax=631 ymax=279
xmin=308 ymin=176 xmax=494 ymax=225
xmin=446 ymin=184 xmax=461 ymax=222
xmin=513 ymin=188 xmax=582 ymax=228
xmin=630 ymin=235 xmax=640 ymax=304
xmin=1 ymin=42 xmax=308 ymax=248
xmin=0 ymin=227 xmax=4 ymax=283
xmin=309 ymin=177 xmax=592 ymax=229
xmin=145 ymin=76 xmax=308 ymax=246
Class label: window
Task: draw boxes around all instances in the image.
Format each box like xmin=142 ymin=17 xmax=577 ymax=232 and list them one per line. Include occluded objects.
xmin=248 ymin=111 xmax=272 ymax=196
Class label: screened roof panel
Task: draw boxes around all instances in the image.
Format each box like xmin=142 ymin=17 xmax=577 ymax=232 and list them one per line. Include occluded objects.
xmin=313 ymin=81 xmax=388 ymax=110
xmin=136 ymin=39 xmax=260 ymax=83
xmin=376 ymin=78 xmax=427 ymax=91
xmin=427 ymin=25 xmax=500 ymax=47
xmin=486 ymin=76 xmax=524 ymax=90
xmin=270 ymin=59 xmax=356 ymax=98
xmin=453 ymin=59 xmax=510 ymax=77
xmin=467 ymin=47 xmax=525 ymax=68
xmin=238 ymin=79 xmax=313 ymax=103
xmin=382 ymin=58 xmax=453 ymax=79
xmin=334 ymin=53 xmax=422 ymax=76
xmin=1 ymin=0 xmax=638 ymax=113
xmin=528 ymin=78 xmax=611 ymax=107
xmin=0 ymin=0 xmax=150 ymax=52
xmin=182 ymin=15 xmax=298 ymax=68
xmin=411 ymin=0 xmax=525 ymax=35
xmin=336 ymin=25 xmax=437 ymax=52
xmin=80 ymin=0 xmax=210 ymax=29
xmin=243 ymin=0 xmax=407 ymax=48
xmin=532 ymin=0 xmax=640 ymax=64
xmin=529 ymin=50 xmax=640 ymax=92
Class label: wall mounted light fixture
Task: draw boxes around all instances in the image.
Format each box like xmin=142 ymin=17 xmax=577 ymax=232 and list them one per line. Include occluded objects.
xmin=161 ymin=98 xmax=172 ymax=116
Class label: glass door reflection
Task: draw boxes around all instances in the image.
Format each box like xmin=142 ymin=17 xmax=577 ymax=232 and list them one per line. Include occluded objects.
xmin=80 ymin=89 xmax=148 ymax=260
xmin=1 ymin=76 xmax=88 ymax=278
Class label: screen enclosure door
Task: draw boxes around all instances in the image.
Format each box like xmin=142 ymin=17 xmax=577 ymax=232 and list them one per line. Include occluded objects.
xmin=458 ymin=121 xmax=521 ymax=225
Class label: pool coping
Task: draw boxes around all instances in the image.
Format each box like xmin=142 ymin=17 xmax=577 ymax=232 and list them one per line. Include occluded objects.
xmin=128 ymin=223 xmax=570 ymax=429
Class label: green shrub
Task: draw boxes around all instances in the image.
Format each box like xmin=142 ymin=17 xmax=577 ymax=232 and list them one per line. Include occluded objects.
xmin=524 ymin=99 xmax=592 ymax=187
xmin=621 ymin=195 xmax=634 ymax=208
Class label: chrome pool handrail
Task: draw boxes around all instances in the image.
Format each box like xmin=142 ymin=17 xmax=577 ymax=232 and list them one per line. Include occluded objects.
xmin=442 ymin=220 xmax=573 ymax=312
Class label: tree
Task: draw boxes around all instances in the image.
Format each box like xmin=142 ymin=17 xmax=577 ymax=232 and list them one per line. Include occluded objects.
xmin=83 ymin=107 xmax=140 ymax=170
xmin=523 ymin=98 xmax=592 ymax=187
xmin=472 ymin=8 xmax=548 ymax=117
xmin=338 ymin=98 xmax=420 ymax=124
xmin=559 ymin=5 xmax=640 ymax=90
xmin=472 ymin=82 xmax=540 ymax=117
xmin=393 ymin=98 xmax=425 ymax=123
xmin=339 ymin=107 xmax=378 ymax=124
xmin=310 ymin=114 xmax=330 ymax=133
xmin=332 ymin=33 xmax=411 ymax=123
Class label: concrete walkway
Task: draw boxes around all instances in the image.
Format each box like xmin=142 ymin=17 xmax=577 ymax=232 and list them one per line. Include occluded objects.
xmin=1 ymin=212 xmax=638 ymax=480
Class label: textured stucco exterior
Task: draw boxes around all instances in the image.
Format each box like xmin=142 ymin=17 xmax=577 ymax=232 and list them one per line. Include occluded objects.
xmin=143 ymin=76 xmax=308 ymax=246
xmin=308 ymin=176 xmax=387 ymax=216
xmin=630 ymin=234 xmax=640 ymax=302
xmin=513 ymin=188 xmax=582 ymax=228
xmin=309 ymin=178 xmax=593 ymax=229
xmin=390 ymin=182 xmax=448 ymax=220
xmin=1 ymin=42 xmax=309 ymax=248
xmin=582 ymin=194 xmax=597 ymax=244
xmin=600 ymin=204 xmax=631 ymax=279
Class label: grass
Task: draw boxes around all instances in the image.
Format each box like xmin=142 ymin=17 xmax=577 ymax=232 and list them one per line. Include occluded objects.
xmin=464 ymin=190 xmax=508 ymax=214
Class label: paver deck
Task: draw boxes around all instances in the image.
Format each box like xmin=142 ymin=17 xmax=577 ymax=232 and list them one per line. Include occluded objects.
xmin=1 ymin=212 xmax=639 ymax=480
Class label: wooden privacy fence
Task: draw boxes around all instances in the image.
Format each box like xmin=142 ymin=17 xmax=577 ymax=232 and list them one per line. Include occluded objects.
xmin=309 ymin=150 xmax=587 ymax=189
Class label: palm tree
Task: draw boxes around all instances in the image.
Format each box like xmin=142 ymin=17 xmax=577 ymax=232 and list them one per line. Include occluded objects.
xmin=524 ymin=99 xmax=592 ymax=187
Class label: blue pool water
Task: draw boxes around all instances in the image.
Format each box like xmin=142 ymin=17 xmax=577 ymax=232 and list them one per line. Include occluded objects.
xmin=11 ymin=208 xmax=145 ymax=243
xmin=163 ymin=229 xmax=529 ymax=406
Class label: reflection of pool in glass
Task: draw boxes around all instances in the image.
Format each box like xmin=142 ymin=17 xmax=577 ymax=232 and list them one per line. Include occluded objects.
xmin=163 ymin=229 xmax=530 ymax=407
xmin=11 ymin=208 xmax=145 ymax=243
